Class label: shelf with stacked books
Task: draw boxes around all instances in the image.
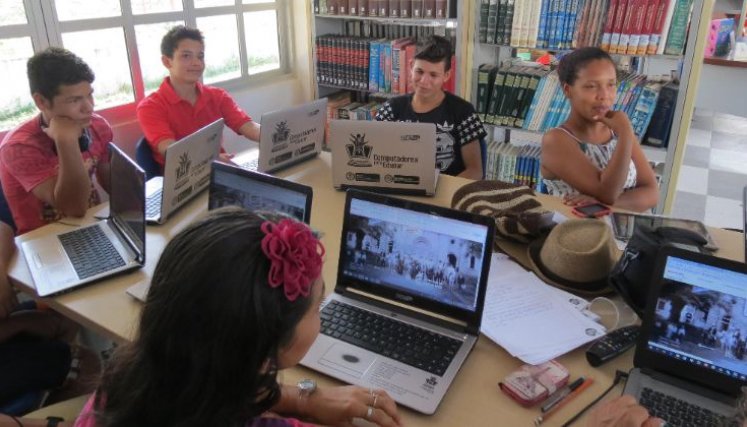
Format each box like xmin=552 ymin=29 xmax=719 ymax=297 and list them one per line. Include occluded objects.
xmin=318 ymin=82 xmax=400 ymax=99
xmin=315 ymin=14 xmax=458 ymax=28
xmin=470 ymin=0 xmax=707 ymax=213
xmin=314 ymin=0 xmax=458 ymax=20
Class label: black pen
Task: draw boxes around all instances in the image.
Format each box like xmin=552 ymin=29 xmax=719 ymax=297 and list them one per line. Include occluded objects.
xmin=540 ymin=377 xmax=585 ymax=413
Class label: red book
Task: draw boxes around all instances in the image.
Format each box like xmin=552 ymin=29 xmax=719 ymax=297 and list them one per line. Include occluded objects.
xmin=647 ymin=0 xmax=671 ymax=54
xmin=338 ymin=0 xmax=348 ymax=15
xmin=600 ymin=0 xmax=620 ymax=51
xmin=617 ymin=0 xmax=640 ymax=53
xmin=423 ymin=0 xmax=436 ymax=18
xmin=327 ymin=0 xmax=338 ymax=15
xmin=625 ymin=0 xmax=651 ymax=54
xmin=435 ymin=0 xmax=447 ymax=18
xmin=442 ymin=56 xmax=456 ymax=93
xmin=404 ymin=43 xmax=417 ymax=93
xmin=637 ymin=0 xmax=661 ymax=54
xmin=609 ymin=0 xmax=629 ymax=53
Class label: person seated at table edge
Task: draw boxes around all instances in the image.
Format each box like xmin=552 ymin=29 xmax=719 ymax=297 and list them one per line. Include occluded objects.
xmin=136 ymin=25 xmax=261 ymax=169
xmin=0 ymin=48 xmax=111 ymax=235
xmin=375 ymin=35 xmax=486 ymax=181
xmin=540 ymin=47 xmax=658 ymax=212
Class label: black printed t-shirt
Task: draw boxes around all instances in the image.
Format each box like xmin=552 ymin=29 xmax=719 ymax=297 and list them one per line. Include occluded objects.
xmin=375 ymin=92 xmax=487 ymax=177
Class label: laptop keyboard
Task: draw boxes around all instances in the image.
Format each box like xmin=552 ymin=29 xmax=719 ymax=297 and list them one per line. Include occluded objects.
xmin=145 ymin=188 xmax=162 ymax=218
xmin=240 ymin=158 xmax=259 ymax=171
xmin=639 ymin=388 xmax=734 ymax=427
xmin=58 ymin=225 xmax=126 ymax=279
xmin=320 ymin=300 xmax=462 ymax=376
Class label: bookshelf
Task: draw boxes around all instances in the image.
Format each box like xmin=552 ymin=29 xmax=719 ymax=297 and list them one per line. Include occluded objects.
xmin=467 ymin=0 xmax=714 ymax=214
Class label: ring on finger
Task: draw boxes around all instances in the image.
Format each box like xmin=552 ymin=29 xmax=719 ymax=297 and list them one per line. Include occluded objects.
xmin=372 ymin=393 xmax=379 ymax=408
xmin=366 ymin=406 xmax=374 ymax=419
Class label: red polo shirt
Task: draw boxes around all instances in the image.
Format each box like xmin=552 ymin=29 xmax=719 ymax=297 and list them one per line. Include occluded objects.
xmin=136 ymin=77 xmax=253 ymax=166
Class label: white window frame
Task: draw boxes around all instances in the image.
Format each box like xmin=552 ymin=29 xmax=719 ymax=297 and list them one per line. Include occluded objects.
xmin=1 ymin=0 xmax=292 ymax=129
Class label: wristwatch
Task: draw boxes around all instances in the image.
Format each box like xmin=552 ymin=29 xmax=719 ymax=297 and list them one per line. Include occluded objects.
xmin=297 ymin=378 xmax=317 ymax=399
xmin=46 ymin=416 xmax=64 ymax=427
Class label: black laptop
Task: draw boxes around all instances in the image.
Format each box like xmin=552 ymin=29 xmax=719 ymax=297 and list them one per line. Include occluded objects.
xmin=624 ymin=246 xmax=747 ymax=426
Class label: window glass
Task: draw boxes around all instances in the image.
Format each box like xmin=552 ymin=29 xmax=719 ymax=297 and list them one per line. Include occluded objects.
xmin=62 ymin=28 xmax=135 ymax=108
xmin=0 ymin=37 xmax=35 ymax=130
xmin=135 ymin=21 xmax=184 ymax=94
xmin=54 ymin=0 xmax=121 ymax=21
xmin=131 ymin=0 xmax=183 ymax=15
xmin=197 ymin=14 xmax=241 ymax=83
xmin=0 ymin=0 xmax=27 ymax=25
xmin=195 ymin=0 xmax=234 ymax=7
xmin=243 ymin=0 xmax=275 ymax=4
xmin=243 ymin=10 xmax=279 ymax=74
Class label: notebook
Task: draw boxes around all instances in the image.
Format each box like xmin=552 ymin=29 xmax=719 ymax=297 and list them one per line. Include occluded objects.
xmin=300 ymin=189 xmax=495 ymax=414
xmin=329 ymin=120 xmax=439 ymax=196
xmin=22 ymin=143 xmax=146 ymax=297
xmin=145 ymin=118 xmax=223 ymax=224
xmin=623 ymin=246 xmax=747 ymax=425
xmin=126 ymin=161 xmax=314 ymax=302
xmin=236 ymin=98 xmax=327 ymax=174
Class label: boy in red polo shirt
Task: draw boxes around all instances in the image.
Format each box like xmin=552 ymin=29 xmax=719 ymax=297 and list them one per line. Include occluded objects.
xmin=0 ymin=48 xmax=111 ymax=235
xmin=136 ymin=25 xmax=261 ymax=168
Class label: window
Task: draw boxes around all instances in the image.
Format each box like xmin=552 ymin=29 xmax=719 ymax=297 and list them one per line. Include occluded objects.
xmin=0 ymin=0 xmax=291 ymax=132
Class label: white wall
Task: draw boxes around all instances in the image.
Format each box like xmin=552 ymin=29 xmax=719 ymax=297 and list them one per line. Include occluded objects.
xmin=695 ymin=63 xmax=747 ymax=116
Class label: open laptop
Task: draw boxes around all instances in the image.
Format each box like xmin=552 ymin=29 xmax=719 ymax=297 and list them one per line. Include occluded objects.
xmin=145 ymin=118 xmax=223 ymax=224
xmin=301 ymin=189 xmax=494 ymax=414
xmin=623 ymin=246 xmax=747 ymax=425
xmin=237 ymin=98 xmax=327 ymax=173
xmin=126 ymin=161 xmax=313 ymax=302
xmin=743 ymin=185 xmax=746 ymax=262
xmin=329 ymin=120 xmax=439 ymax=196
xmin=22 ymin=143 xmax=146 ymax=297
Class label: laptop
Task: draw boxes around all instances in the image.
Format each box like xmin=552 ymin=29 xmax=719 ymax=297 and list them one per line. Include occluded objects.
xmin=623 ymin=246 xmax=747 ymax=425
xmin=22 ymin=143 xmax=146 ymax=297
xmin=743 ymin=185 xmax=746 ymax=262
xmin=126 ymin=161 xmax=314 ymax=302
xmin=329 ymin=120 xmax=439 ymax=196
xmin=145 ymin=118 xmax=223 ymax=224
xmin=300 ymin=189 xmax=495 ymax=414
xmin=237 ymin=98 xmax=327 ymax=173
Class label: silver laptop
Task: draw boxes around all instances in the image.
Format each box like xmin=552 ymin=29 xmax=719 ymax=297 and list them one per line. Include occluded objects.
xmin=127 ymin=161 xmax=314 ymax=302
xmin=623 ymin=247 xmax=747 ymax=425
xmin=22 ymin=143 xmax=146 ymax=297
xmin=301 ymin=189 xmax=495 ymax=414
xmin=238 ymin=99 xmax=327 ymax=173
xmin=743 ymin=185 xmax=746 ymax=262
xmin=330 ymin=120 xmax=438 ymax=196
xmin=145 ymin=118 xmax=223 ymax=224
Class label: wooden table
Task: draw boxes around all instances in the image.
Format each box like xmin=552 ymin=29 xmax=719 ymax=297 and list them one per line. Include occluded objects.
xmin=9 ymin=152 xmax=744 ymax=426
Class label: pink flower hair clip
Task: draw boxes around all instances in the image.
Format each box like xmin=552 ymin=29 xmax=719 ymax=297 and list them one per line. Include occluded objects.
xmin=260 ymin=219 xmax=325 ymax=301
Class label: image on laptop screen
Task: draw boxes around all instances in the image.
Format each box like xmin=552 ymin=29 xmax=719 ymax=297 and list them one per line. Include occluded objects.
xmin=647 ymin=255 xmax=747 ymax=381
xmin=340 ymin=198 xmax=489 ymax=312
xmin=110 ymin=147 xmax=146 ymax=253
xmin=208 ymin=164 xmax=311 ymax=223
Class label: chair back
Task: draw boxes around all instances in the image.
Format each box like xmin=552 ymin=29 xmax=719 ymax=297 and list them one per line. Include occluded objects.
xmin=0 ymin=181 xmax=17 ymax=232
xmin=135 ymin=137 xmax=162 ymax=180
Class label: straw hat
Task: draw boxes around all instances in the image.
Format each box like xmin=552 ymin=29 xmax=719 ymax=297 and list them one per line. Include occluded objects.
xmin=527 ymin=219 xmax=619 ymax=295
xmin=451 ymin=180 xmax=555 ymax=244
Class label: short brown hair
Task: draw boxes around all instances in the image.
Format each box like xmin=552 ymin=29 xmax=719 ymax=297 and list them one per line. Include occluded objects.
xmin=414 ymin=35 xmax=452 ymax=71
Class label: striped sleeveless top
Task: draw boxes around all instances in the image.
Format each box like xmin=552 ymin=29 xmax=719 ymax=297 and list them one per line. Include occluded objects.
xmin=542 ymin=126 xmax=637 ymax=197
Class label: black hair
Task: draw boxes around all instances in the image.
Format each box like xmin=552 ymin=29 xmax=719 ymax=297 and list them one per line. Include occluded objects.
xmin=414 ymin=35 xmax=453 ymax=71
xmin=27 ymin=47 xmax=94 ymax=101
xmin=94 ymin=207 xmax=317 ymax=427
xmin=556 ymin=47 xmax=615 ymax=86
xmin=160 ymin=25 xmax=204 ymax=58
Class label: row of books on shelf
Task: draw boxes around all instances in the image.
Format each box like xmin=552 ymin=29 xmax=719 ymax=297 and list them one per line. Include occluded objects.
xmin=322 ymin=91 xmax=385 ymax=148
xmin=478 ymin=0 xmax=694 ymax=56
xmin=314 ymin=0 xmax=457 ymax=19
xmin=475 ymin=63 xmax=679 ymax=148
xmin=316 ymin=34 xmax=456 ymax=95
xmin=485 ymin=142 xmax=545 ymax=192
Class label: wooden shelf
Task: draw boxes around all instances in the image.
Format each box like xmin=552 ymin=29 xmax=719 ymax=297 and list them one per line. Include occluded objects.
xmin=318 ymin=83 xmax=400 ymax=99
xmin=315 ymin=14 xmax=457 ymax=27
xmin=704 ymin=57 xmax=747 ymax=68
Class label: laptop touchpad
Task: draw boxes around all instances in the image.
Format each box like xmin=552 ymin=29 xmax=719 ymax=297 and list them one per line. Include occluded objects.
xmin=319 ymin=343 xmax=377 ymax=378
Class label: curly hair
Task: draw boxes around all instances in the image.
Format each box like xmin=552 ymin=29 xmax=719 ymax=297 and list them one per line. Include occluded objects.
xmin=161 ymin=25 xmax=204 ymax=58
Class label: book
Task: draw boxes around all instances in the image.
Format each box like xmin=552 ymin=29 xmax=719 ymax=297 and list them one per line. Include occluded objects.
xmin=537 ymin=0 xmax=552 ymax=48
xmin=600 ymin=0 xmax=619 ymax=51
xmin=413 ymin=0 xmax=423 ymax=18
xmin=663 ymin=0 xmax=694 ymax=55
xmin=526 ymin=0 xmax=543 ymax=48
xmin=503 ymin=0 xmax=515 ymax=45
xmin=486 ymin=67 xmax=509 ymax=124
xmin=368 ymin=39 xmax=382 ymax=92
xmin=625 ymin=0 xmax=650 ymax=53
xmin=636 ymin=0 xmax=660 ymax=54
xmin=401 ymin=0 xmax=412 ymax=18
xmin=643 ymin=81 xmax=678 ymax=148
xmin=378 ymin=0 xmax=390 ymax=17
xmin=390 ymin=0 xmax=400 ymax=17
xmin=477 ymin=64 xmax=498 ymax=120
xmin=650 ymin=0 xmax=675 ymax=54
xmin=510 ymin=0 xmax=524 ymax=47
xmin=629 ymin=81 xmax=663 ymax=139
xmin=609 ymin=0 xmax=629 ymax=53
xmin=486 ymin=0 xmax=499 ymax=44
xmin=424 ymin=0 xmax=436 ymax=18
xmin=435 ymin=0 xmax=448 ymax=18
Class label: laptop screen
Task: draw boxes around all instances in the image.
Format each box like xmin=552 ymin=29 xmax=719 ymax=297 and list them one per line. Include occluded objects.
xmin=646 ymin=254 xmax=747 ymax=381
xmin=109 ymin=145 xmax=145 ymax=253
xmin=340 ymin=197 xmax=490 ymax=314
xmin=208 ymin=162 xmax=312 ymax=223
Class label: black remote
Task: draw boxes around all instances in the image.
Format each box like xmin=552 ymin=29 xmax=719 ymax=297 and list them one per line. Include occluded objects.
xmin=586 ymin=325 xmax=641 ymax=367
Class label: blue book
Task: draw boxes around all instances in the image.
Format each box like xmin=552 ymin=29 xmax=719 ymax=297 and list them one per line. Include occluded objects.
xmin=537 ymin=0 xmax=551 ymax=48
xmin=554 ymin=1 xmax=568 ymax=49
xmin=547 ymin=0 xmax=559 ymax=49
xmin=523 ymin=73 xmax=548 ymax=129
xmin=540 ymin=86 xmax=563 ymax=131
xmin=368 ymin=40 xmax=381 ymax=93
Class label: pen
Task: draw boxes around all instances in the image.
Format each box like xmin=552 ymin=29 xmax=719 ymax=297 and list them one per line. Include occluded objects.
xmin=540 ymin=377 xmax=585 ymax=413
xmin=534 ymin=378 xmax=594 ymax=426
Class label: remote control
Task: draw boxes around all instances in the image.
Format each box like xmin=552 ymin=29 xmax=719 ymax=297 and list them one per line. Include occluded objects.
xmin=586 ymin=325 xmax=641 ymax=367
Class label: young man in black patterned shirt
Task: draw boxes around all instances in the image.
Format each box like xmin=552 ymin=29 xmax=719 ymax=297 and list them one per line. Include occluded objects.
xmin=375 ymin=35 xmax=487 ymax=180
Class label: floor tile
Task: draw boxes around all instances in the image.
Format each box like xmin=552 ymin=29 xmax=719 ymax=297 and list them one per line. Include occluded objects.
xmin=671 ymin=191 xmax=707 ymax=222
xmin=712 ymin=114 xmax=747 ymax=135
xmin=710 ymin=148 xmax=747 ymax=174
xmin=675 ymin=165 xmax=709 ymax=195
xmin=690 ymin=114 xmax=713 ymax=132
xmin=685 ymin=128 xmax=712 ymax=148
xmin=682 ymin=146 xmax=710 ymax=168
xmin=704 ymin=195 xmax=743 ymax=229
xmin=710 ymin=131 xmax=747 ymax=152
xmin=707 ymin=169 xmax=747 ymax=201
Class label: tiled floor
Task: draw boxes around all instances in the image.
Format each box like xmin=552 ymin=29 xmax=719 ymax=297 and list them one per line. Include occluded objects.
xmin=671 ymin=109 xmax=747 ymax=230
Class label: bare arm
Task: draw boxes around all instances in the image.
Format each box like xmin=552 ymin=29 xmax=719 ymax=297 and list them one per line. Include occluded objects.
xmin=457 ymin=140 xmax=483 ymax=180
xmin=0 ymin=222 xmax=17 ymax=319
xmin=238 ymin=121 xmax=261 ymax=142
xmin=613 ymin=142 xmax=659 ymax=212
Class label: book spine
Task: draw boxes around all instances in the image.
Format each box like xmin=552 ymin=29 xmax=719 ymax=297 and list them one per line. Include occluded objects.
xmin=400 ymin=0 xmax=411 ymax=18
xmin=390 ymin=0 xmax=400 ymax=17
xmin=424 ymin=0 xmax=436 ymax=18
xmin=617 ymin=0 xmax=638 ymax=53
xmin=609 ymin=0 xmax=629 ymax=53
xmin=369 ymin=41 xmax=380 ymax=92
xmin=600 ymin=0 xmax=619 ymax=51
xmin=536 ymin=0 xmax=550 ymax=48
xmin=368 ymin=0 xmax=378 ymax=16
xmin=328 ymin=0 xmax=338 ymax=14
xmin=476 ymin=65 xmax=492 ymax=120
xmin=412 ymin=0 xmax=423 ymax=18
xmin=495 ymin=0 xmax=507 ymax=45
xmin=480 ymin=0 xmax=491 ymax=43
xmin=504 ymin=0 xmax=515 ymax=45
xmin=663 ymin=0 xmax=693 ymax=55
xmin=379 ymin=0 xmax=390 ymax=17
xmin=487 ymin=0 xmax=499 ymax=44
xmin=649 ymin=0 xmax=673 ymax=54
xmin=487 ymin=69 xmax=507 ymax=124
xmin=517 ymin=72 xmax=541 ymax=128
xmin=636 ymin=0 xmax=659 ymax=54
xmin=510 ymin=0 xmax=523 ymax=47
xmin=527 ymin=0 xmax=542 ymax=48
xmin=435 ymin=0 xmax=447 ymax=18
